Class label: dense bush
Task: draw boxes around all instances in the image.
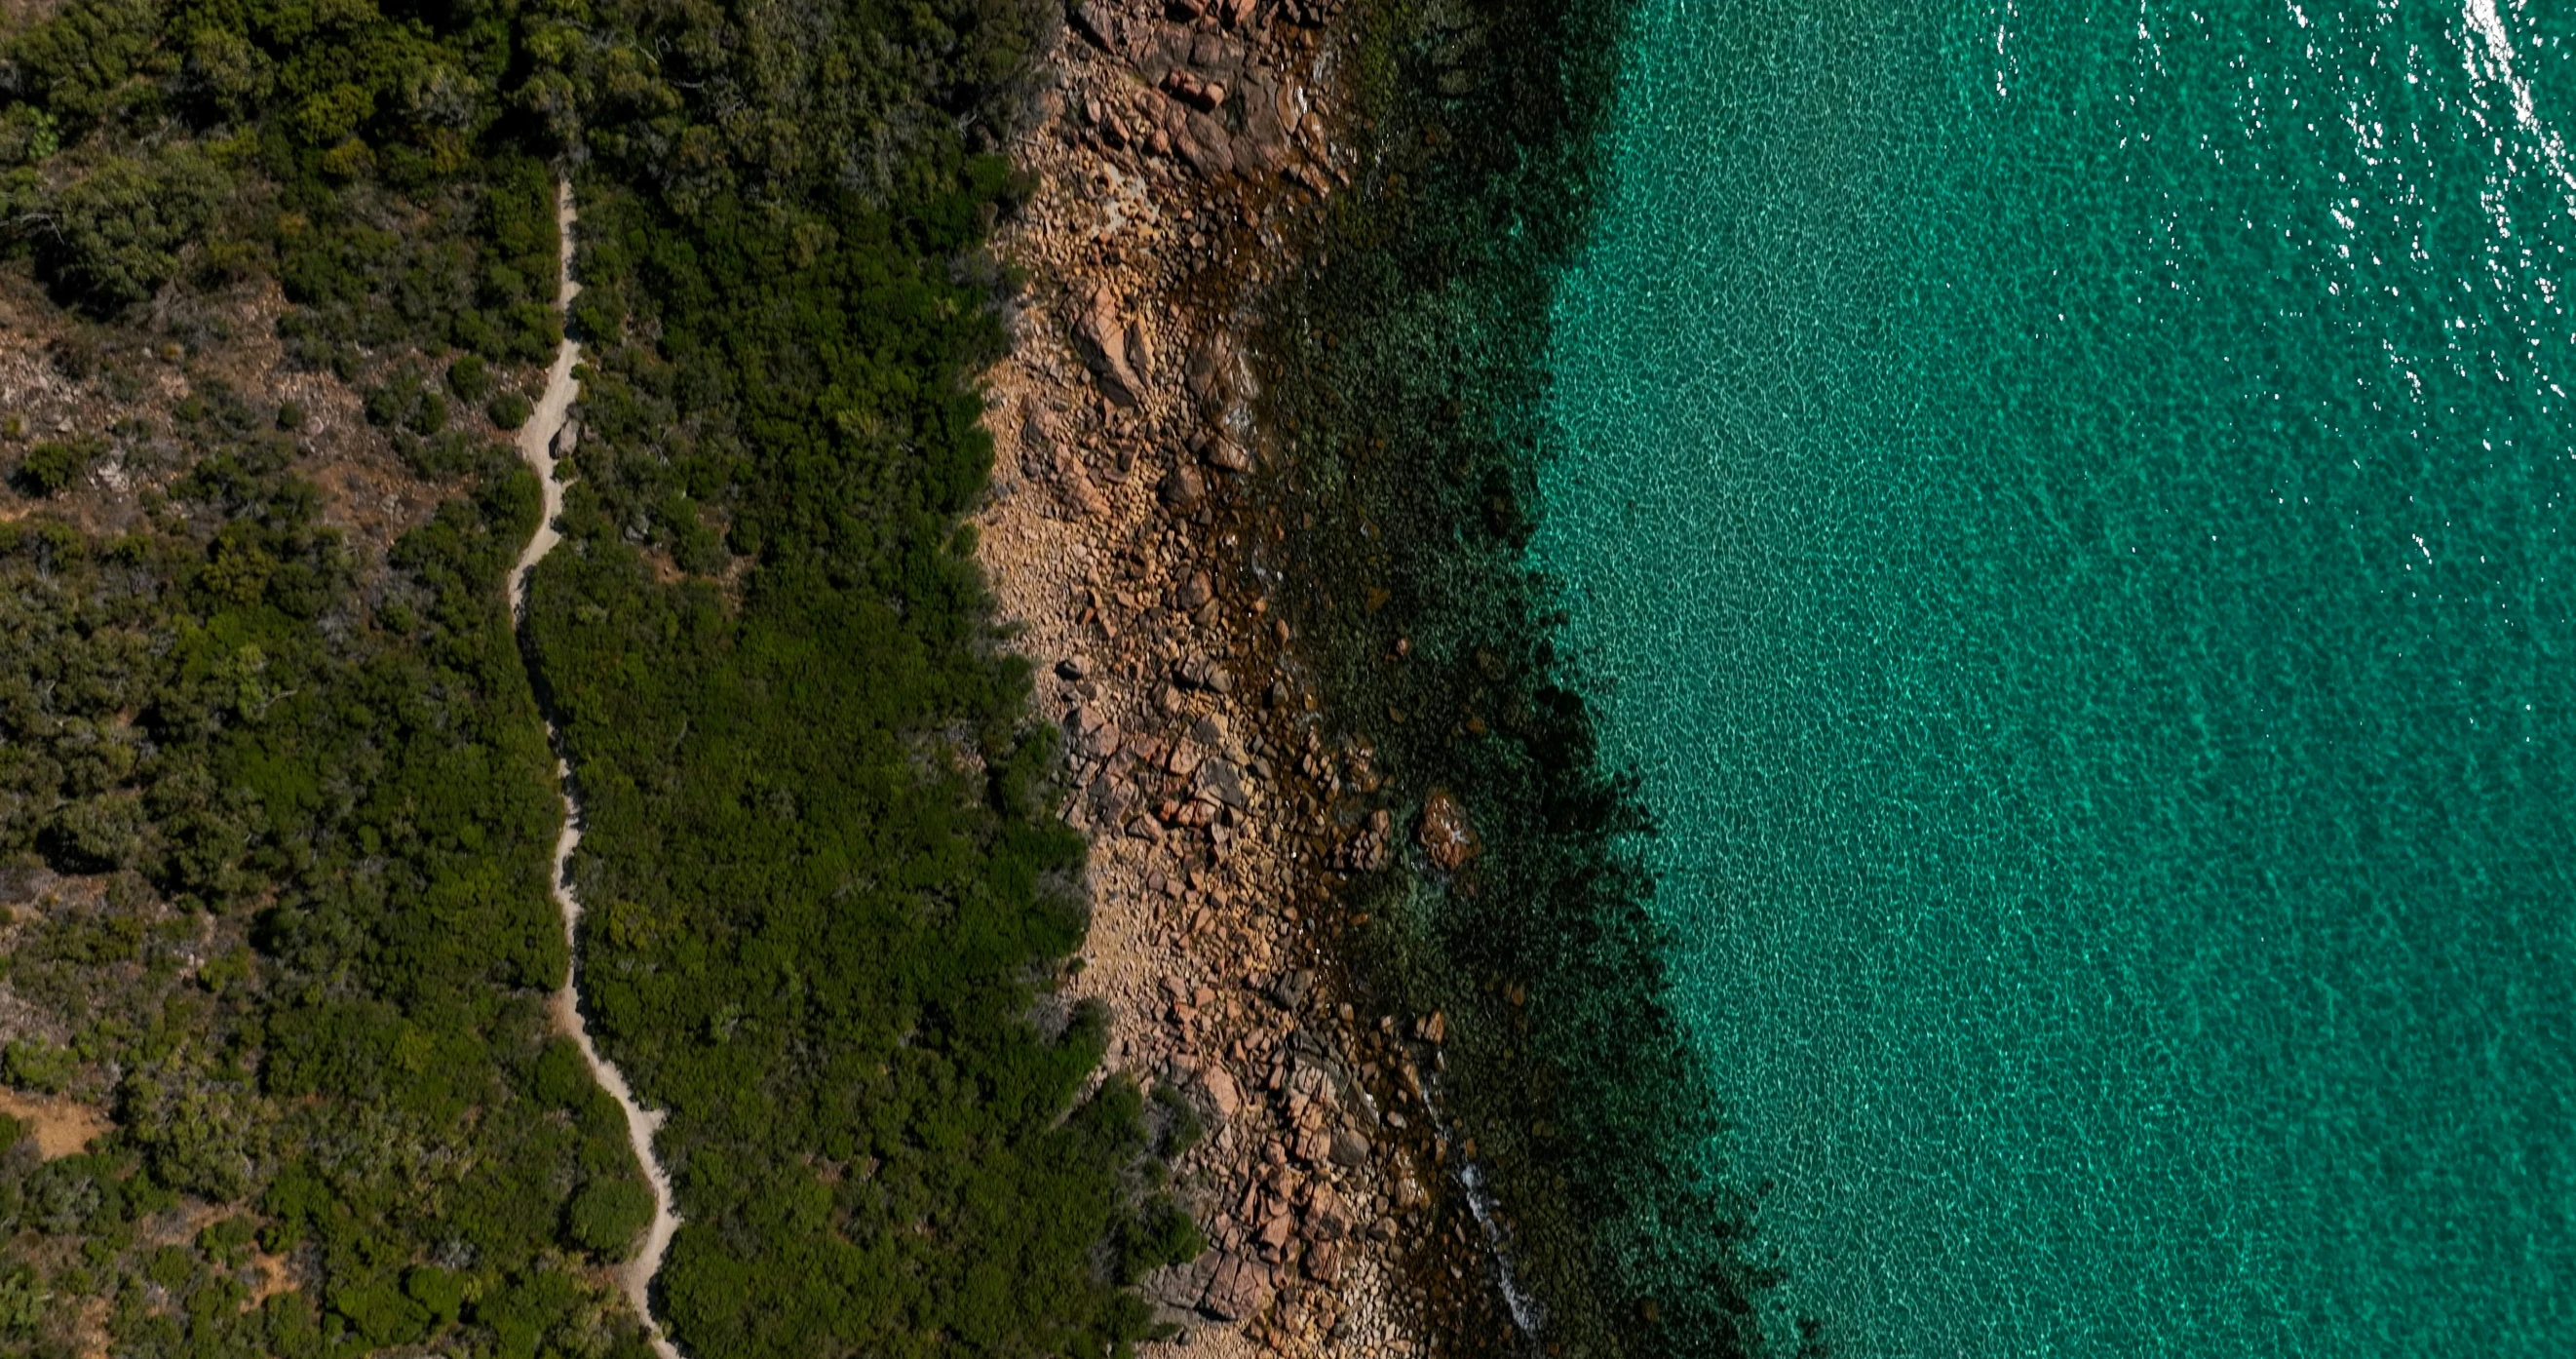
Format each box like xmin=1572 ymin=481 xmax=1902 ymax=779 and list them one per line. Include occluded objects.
xmin=10 ymin=437 xmax=93 ymax=495
xmin=485 ymin=390 xmax=531 ymax=431
xmin=505 ymin=0 xmax=1184 ymax=1347
xmin=0 ymin=422 xmax=656 ymax=1354
xmin=4 ymin=0 xmax=1186 ymax=1348
xmin=0 ymin=0 xmax=557 ymax=356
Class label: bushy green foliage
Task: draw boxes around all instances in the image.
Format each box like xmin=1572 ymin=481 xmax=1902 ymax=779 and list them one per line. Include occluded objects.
xmin=40 ymin=144 xmax=231 ymax=307
xmin=512 ymin=0 xmax=1185 ymax=1345
xmin=0 ymin=0 xmax=557 ymax=342
xmin=10 ymin=437 xmax=93 ymax=495
xmin=485 ymin=390 xmax=531 ymax=430
xmin=1116 ymin=1197 xmax=1207 ymax=1286
xmin=569 ymin=1176 xmax=653 ymax=1258
xmin=0 ymin=424 xmax=653 ymax=1354
xmin=446 ymin=353 xmax=491 ymax=403
xmin=4 ymin=0 xmax=1185 ymax=1347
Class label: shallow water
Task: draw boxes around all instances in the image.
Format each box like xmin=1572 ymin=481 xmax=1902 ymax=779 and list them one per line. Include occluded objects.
xmin=1533 ymin=2 xmax=2576 ymax=1353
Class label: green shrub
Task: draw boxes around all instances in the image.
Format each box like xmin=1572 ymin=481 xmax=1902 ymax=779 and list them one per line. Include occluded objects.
xmin=531 ymin=1037 xmax=591 ymax=1108
xmin=447 ymin=354 xmax=492 ymax=403
xmin=398 ymin=430 xmax=506 ymax=481
xmin=568 ymin=287 xmax=624 ymax=343
xmin=335 ymin=1276 xmax=432 ymax=1346
xmin=1151 ymin=1080 xmax=1204 ymax=1156
xmin=7 ymin=0 xmax=160 ymax=124
xmin=1115 ymin=1198 xmax=1206 ymax=1285
xmin=12 ymin=440 xmax=90 ymax=496
xmin=145 ymin=1244 xmax=193 ymax=1288
xmin=567 ymin=1178 xmax=653 ymax=1259
xmin=3 ymin=1039 xmax=74 ymax=1093
xmin=0 ymin=1264 xmax=44 ymax=1338
xmin=0 ymin=106 xmax=60 ymax=167
xmin=365 ymin=377 xmax=423 ymax=428
xmin=38 ymin=146 xmax=231 ymax=311
xmin=404 ymin=1265 xmax=465 ymax=1324
xmin=488 ymin=392 xmax=532 ymax=430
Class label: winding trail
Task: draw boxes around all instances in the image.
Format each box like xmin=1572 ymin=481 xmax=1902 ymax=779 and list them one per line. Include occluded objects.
xmin=508 ymin=179 xmax=685 ymax=1359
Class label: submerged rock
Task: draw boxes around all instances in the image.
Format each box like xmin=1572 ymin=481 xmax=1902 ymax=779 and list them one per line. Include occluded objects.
xmin=1418 ymin=787 xmax=1479 ymax=870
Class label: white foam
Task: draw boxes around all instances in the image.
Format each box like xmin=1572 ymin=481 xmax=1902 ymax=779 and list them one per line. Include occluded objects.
xmin=2460 ymin=0 xmax=2576 ymax=207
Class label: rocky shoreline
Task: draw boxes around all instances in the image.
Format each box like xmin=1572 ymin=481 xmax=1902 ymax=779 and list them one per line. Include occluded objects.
xmin=973 ymin=0 xmax=1520 ymax=1352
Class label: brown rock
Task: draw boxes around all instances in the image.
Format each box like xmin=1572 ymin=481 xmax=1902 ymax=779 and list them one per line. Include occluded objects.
xmin=1034 ymin=442 xmax=1106 ymax=517
xmin=1201 ymin=1253 xmax=1276 ymax=1321
xmin=1151 ymin=22 xmax=1194 ymax=75
xmin=1071 ymin=707 xmax=1122 ymax=757
xmin=1327 ymin=1127 xmax=1370 ymax=1167
xmin=1243 ymin=138 xmax=1288 ymax=176
xmin=1175 ymin=570 xmax=1214 ymax=609
xmin=1185 ymin=332 xmax=1240 ymax=411
xmin=1307 ymin=1187 xmax=1352 ymax=1241
xmin=1126 ymin=316 xmax=1156 ymax=382
xmin=1179 ymin=113 xmax=1237 ymax=176
xmin=1304 ymin=1237 xmax=1342 ymax=1283
xmin=1236 ymin=96 xmax=1290 ymax=175
xmin=1204 ymin=435 xmax=1253 ymax=472
xmin=1176 ymin=655 xmax=1230 ymax=692
xmin=1161 ymin=463 xmax=1207 ymax=507
xmin=1073 ymin=288 xmax=1144 ymax=406
xmin=1418 ymin=787 xmax=1480 ymax=870
xmin=1072 ymin=1 xmax=1122 ymax=49
xmin=1200 ymin=758 xmax=1249 ymax=808
xmin=1201 ymin=1064 xmax=1243 ymax=1119
xmin=1188 ymin=31 xmax=1235 ymax=70
xmin=1164 ymin=69 xmax=1225 ymax=110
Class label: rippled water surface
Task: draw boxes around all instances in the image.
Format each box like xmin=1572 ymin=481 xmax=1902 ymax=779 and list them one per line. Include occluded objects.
xmin=1533 ymin=2 xmax=2576 ymax=1353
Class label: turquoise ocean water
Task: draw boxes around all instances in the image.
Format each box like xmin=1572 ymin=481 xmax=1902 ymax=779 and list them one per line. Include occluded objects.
xmin=1531 ymin=2 xmax=2576 ymax=1354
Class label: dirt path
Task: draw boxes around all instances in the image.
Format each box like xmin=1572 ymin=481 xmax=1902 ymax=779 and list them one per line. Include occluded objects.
xmin=510 ymin=179 xmax=685 ymax=1359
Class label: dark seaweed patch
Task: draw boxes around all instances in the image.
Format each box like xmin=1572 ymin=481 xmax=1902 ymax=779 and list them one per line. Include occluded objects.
xmin=1251 ymin=0 xmax=1826 ymax=1354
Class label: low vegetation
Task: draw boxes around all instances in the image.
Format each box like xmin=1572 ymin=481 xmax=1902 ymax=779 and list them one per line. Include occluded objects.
xmin=0 ymin=0 xmax=1189 ymax=1352
xmin=0 ymin=396 xmax=657 ymax=1356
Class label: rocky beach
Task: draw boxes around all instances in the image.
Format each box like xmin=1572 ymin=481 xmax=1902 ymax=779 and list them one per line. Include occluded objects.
xmin=972 ymin=0 xmax=1508 ymax=1350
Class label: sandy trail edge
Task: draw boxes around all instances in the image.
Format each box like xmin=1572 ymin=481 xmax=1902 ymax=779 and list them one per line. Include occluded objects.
xmin=508 ymin=178 xmax=685 ymax=1359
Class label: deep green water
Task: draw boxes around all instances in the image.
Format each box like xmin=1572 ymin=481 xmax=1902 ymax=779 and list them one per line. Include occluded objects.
xmin=1532 ymin=2 xmax=2576 ymax=1354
